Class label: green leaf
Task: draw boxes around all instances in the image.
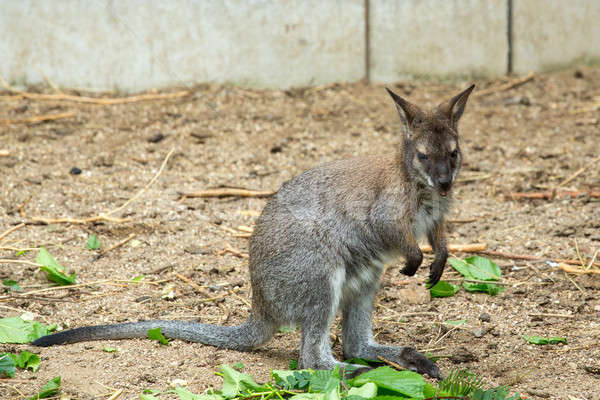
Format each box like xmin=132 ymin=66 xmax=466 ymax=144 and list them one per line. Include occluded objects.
xmin=549 ymin=336 xmax=567 ymax=345
xmin=27 ymin=376 xmax=61 ymax=400
xmin=0 ymin=353 xmax=16 ymax=378
xmin=348 ymin=367 xmax=425 ymax=399
xmin=36 ymin=247 xmax=76 ymax=285
xmin=524 ymin=335 xmax=567 ymax=345
xmin=462 ymin=282 xmax=504 ymax=296
xmin=444 ymin=319 xmax=467 ymax=326
xmin=289 ymin=359 xmax=299 ymax=370
xmin=86 ymin=234 xmax=101 ymax=250
xmin=464 ymin=256 xmax=502 ymax=280
xmin=131 ymin=275 xmax=145 ymax=282
xmin=449 ymin=256 xmax=501 ymax=281
xmin=147 ymin=327 xmax=170 ymax=345
xmin=289 ymin=394 xmax=324 ymax=400
xmin=140 ymin=395 xmax=161 ymax=400
xmin=348 ymin=382 xmax=377 ymax=399
xmin=429 ymin=280 xmax=460 ymax=298
xmin=220 ymin=364 xmax=266 ymax=398
xmin=523 ymin=335 xmax=548 ymax=345
xmin=0 ymin=317 xmax=56 ymax=344
xmin=172 ymin=386 xmax=222 ymax=400
xmin=233 ymin=362 xmax=245 ymax=370
xmin=10 ymin=350 xmax=40 ymax=371
xmin=103 ymin=346 xmax=118 ymax=353
xmin=2 ymin=279 xmax=22 ymax=292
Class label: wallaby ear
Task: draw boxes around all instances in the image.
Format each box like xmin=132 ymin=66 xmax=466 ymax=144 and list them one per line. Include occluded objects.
xmin=386 ymin=88 xmax=421 ymax=134
xmin=438 ymin=84 xmax=475 ymax=128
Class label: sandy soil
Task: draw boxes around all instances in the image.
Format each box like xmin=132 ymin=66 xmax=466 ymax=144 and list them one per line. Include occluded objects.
xmin=1 ymin=67 xmax=599 ymax=400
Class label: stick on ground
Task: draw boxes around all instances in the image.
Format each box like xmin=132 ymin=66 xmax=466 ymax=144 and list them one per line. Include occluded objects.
xmin=0 ymin=76 xmax=190 ymax=105
xmin=1 ymin=112 xmax=75 ymax=125
xmin=507 ymin=190 xmax=600 ymax=200
xmin=94 ymin=233 xmax=137 ymax=261
xmin=475 ymin=72 xmax=535 ymax=97
xmin=421 ymin=243 xmax=487 ymax=253
xmin=476 ymin=250 xmax=600 ymax=268
xmin=0 ymin=223 xmax=26 ymax=241
xmin=179 ymin=188 xmax=275 ymax=199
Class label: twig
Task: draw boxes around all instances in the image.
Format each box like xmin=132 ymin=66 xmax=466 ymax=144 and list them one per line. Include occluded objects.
xmin=0 ymin=112 xmax=75 ymax=125
xmin=0 ymin=259 xmax=43 ymax=267
xmin=179 ymin=188 xmax=275 ymax=199
xmin=9 ymin=279 xmax=113 ymax=297
xmin=0 ymin=149 xmax=9 ymax=157
xmin=377 ymin=355 xmax=405 ymax=371
xmin=456 ymin=173 xmax=491 ymax=183
xmin=229 ymin=289 xmax=252 ymax=308
xmin=0 ymin=76 xmax=190 ymax=105
xmin=31 ymin=148 xmax=174 ymax=224
xmin=475 ymin=72 xmax=535 ymax=97
xmin=94 ymin=233 xmax=136 ymax=261
xmin=446 ymin=218 xmax=478 ymax=223
xmin=557 ymin=155 xmax=600 ymax=187
xmin=558 ymin=263 xmax=600 ymax=275
xmin=420 ymin=243 xmax=487 ymax=253
xmin=0 ymin=223 xmax=25 ymax=241
xmin=529 ymin=313 xmax=574 ymax=319
xmin=175 ymin=273 xmax=209 ymax=295
xmin=218 ymin=242 xmax=249 ymax=258
xmin=476 ymin=250 xmax=600 ymax=268
xmin=201 ymin=287 xmax=242 ymax=303
xmin=506 ymin=190 xmax=600 ymax=200
xmin=107 ymin=389 xmax=124 ymax=400
xmin=37 ymin=67 xmax=63 ymax=94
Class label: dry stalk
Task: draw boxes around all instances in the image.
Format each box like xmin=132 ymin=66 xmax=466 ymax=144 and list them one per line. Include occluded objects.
xmin=475 ymin=72 xmax=535 ymax=97
xmin=421 ymin=243 xmax=486 ymax=253
xmin=0 ymin=149 xmax=10 ymax=157
xmin=377 ymin=355 xmax=405 ymax=371
xmin=507 ymin=190 xmax=600 ymax=200
xmin=0 ymin=223 xmax=25 ymax=241
xmin=0 ymin=76 xmax=190 ymax=105
xmin=476 ymin=250 xmax=600 ymax=268
xmin=557 ymin=154 xmax=600 ymax=187
xmin=529 ymin=313 xmax=574 ymax=319
xmin=179 ymin=188 xmax=275 ymax=199
xmin=1 ymin=112 xmax=75 ymax=125
xmin=94 ymin=233 xmax=137 ymax=260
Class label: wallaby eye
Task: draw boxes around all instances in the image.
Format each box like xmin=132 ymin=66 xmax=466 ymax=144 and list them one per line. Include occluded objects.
xmin=417 ymin=152 xmax=428 ymax=161
xmin=450 ymin=149 xmax=458 ymax=158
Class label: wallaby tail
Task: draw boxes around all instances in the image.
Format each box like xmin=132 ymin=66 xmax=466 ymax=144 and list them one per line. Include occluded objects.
xmin=32 ymin=314 xmax=276 ymax=351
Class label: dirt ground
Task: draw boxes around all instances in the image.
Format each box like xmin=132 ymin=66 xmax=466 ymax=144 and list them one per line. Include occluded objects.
xmin=1 ymin=67 xmax=599 ymax=400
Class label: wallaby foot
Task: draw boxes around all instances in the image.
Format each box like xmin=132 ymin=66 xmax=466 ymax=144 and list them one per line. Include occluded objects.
xmin=346 ymin=344 xmax=442 ymax=379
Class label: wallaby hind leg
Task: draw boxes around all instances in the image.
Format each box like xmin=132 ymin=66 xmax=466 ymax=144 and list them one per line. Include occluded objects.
xmin=341 ymin=285 xmax=442 ymax=379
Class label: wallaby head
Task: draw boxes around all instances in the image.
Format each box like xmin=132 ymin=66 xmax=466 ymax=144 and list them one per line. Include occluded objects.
xmin=386 ymin=85 xmax=474 ymax=197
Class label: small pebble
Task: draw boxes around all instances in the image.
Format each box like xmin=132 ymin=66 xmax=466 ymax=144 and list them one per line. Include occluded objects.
xmin=69 ymin=166 xmax=82 ymax=175
xmin=574 ymin=70 xmax=584 ymax=79
xmin=148 ymin=133 xmax=165 ymax=143
xmin=478 ymin=312 xmax=491 ymax=322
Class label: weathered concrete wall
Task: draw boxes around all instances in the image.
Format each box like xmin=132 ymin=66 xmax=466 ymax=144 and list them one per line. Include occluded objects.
xmin=0 ymin=0 xmax=364 ymax=91
xmin=512 ymin=0 xmax=600 ymax=73
xmin=1 ymin=0 xmax=599 ymax=91
xmin=369 ymin=0 xmax=507 ymax=82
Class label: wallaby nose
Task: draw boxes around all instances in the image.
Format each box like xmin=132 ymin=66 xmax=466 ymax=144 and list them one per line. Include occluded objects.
xmin=438 ymin=176 xmax=451 ymax=191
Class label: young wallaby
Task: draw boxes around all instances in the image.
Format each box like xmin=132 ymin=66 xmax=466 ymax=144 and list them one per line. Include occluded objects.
xmin=33 ymin=85 xmax=475 ymax=379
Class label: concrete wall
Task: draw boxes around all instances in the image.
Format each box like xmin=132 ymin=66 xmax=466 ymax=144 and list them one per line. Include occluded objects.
xmin=1 ymin=0 xmax=599 ymax=91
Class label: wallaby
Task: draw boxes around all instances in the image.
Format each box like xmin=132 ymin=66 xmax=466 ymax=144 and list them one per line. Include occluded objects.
xmin=33 ymin=85 xmax=475 ymax=379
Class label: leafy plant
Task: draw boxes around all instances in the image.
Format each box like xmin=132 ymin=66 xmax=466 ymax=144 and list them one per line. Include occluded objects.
xmin=438 ymin=368 xmax=484 ymax=396
xmin=86 ymin=234 xmax=101 ymax=250
xmin=36 ymin=247 xmax=76 ymax=285
xmin=0 ymin=316 xmax=56 ymax=344
xmin=449 ymin=256 xmax=504 ymax=295
xmin=138 ymin=364 xmax=524 ymax=400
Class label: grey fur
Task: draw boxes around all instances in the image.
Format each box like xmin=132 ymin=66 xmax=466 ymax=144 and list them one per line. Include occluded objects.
xmin=33 ymin=86 xmax=475 ymax=380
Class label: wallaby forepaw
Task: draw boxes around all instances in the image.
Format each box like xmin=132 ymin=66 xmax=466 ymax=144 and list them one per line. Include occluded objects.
xmin=426 ymin=261 xmax=445 ymax=288
xmin=344 ymin=366 xmax=373 ymax=379
xmin=400 ymin=347 xmax=443 ymax=380
xmin=401 ymin=249 xmax=423 ymax=276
